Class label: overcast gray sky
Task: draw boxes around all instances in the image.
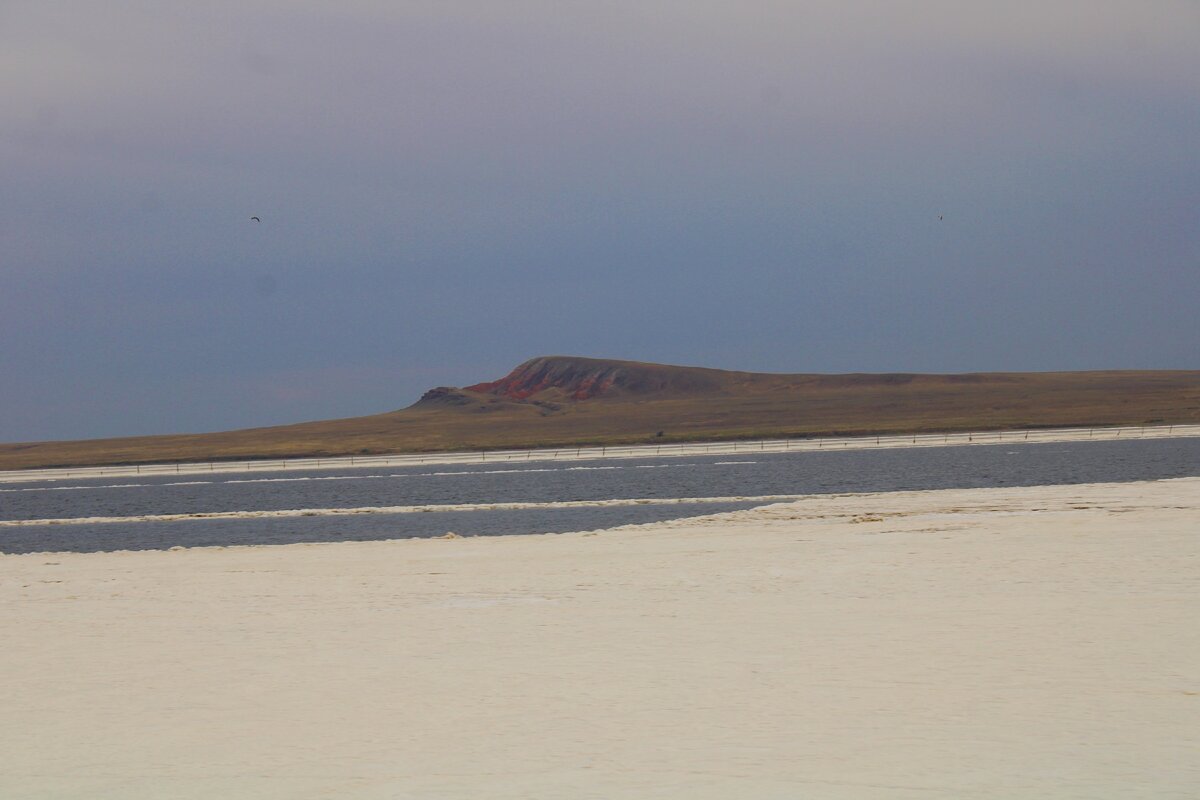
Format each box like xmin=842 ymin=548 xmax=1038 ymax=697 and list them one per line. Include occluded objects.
xmin=3 ymin=1 xmax=1197 ymax=442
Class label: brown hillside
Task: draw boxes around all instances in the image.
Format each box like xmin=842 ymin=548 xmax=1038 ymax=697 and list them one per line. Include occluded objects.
xmin=3 ymin=356 xmax=1200 ymax=469
xmin=462 ymin=356 xmax=729 ymax=400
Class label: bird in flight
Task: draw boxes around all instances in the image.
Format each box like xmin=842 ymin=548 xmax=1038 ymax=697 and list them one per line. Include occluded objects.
xmin=938 ymin=215 xmax=944 ymax=221
xmin=250 ymin=216 xmax=261 ymax=223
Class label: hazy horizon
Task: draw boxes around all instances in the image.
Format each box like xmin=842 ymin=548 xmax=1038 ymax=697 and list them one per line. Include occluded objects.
xmin=4 ymin=2 xmax=1198 ymax=442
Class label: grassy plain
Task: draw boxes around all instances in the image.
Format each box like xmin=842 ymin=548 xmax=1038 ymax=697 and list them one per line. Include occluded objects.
xmin=3 ymin=359 xmax=1199 ymax=470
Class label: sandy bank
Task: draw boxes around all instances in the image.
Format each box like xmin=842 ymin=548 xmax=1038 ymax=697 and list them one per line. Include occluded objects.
xmin=2 ymin=478 xmax=1198 ymax=798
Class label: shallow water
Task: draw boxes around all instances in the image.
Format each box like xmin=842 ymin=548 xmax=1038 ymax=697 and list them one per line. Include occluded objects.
xmin=1 ymin=437 xmax=1197 ymax=553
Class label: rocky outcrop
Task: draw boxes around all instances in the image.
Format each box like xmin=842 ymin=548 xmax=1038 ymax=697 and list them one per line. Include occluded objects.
xmin=464 ymin=356 xmax=726 ymax=401
xmin=414 ymin=386 xmax=476 ymax=407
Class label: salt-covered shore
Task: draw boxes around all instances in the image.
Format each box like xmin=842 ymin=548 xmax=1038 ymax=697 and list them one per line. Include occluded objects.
xmin=4 ymin=422 xmax=1198 ymax=484
xmin=2 ymin=478 xmax=1198 ymax=798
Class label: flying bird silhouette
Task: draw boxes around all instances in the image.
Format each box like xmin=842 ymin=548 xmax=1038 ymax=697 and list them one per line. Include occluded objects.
xmin=250 ymin=216 xmax=261 ymax=223
xmin=938 ymin=215 xmax=944 ymax=221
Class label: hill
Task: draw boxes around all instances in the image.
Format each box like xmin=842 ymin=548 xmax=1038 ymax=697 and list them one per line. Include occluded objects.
xmin=3 ymin=356 xmax=1199 ymax=469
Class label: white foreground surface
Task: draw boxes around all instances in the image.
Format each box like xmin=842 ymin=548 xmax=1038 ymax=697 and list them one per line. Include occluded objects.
xmin=2 ymin=478 xmax=1198 ymax=799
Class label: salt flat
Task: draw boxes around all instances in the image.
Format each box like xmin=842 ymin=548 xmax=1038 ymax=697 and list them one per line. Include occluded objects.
xmin=2 ymin=478 xmax=1197 ymax=799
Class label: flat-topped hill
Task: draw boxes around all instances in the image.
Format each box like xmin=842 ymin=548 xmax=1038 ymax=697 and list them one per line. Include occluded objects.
xmin=465 ymin=356 xmax=730 ymax=400
xmin=3 ymin=356 xmax=1199 ymax=469
xmin=455 ymin=355 xmax=1025 ymax=401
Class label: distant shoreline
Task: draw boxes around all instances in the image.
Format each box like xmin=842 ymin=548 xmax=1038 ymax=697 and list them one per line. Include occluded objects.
xmin=5 ymin=360 xmax=1199 ymax=472
xmin=3 ymin=422 xmax=1197 ymax=484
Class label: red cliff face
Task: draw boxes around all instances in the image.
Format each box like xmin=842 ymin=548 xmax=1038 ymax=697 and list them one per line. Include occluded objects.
xmin=464 ymin=356 xmax=725 ymax=401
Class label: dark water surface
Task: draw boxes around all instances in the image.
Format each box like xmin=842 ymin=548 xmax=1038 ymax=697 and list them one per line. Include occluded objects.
xmin=2 ymin=437 xmax=1197 ymax=554
xmin=0 ymin=502 xmax=764 ymax=555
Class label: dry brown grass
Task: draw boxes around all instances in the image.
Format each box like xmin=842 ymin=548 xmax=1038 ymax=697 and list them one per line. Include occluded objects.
xmin=3 ymin=362 xmax=1199 ymax=470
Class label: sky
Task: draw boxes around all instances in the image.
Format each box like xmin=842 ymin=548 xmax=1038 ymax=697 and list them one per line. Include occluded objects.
xmin=2 ymin=1 xmax=1198 ymax=442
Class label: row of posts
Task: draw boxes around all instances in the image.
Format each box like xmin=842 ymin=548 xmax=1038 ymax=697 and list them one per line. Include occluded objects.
xmin=52 ymin=424 xmax=1183 ymax=478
